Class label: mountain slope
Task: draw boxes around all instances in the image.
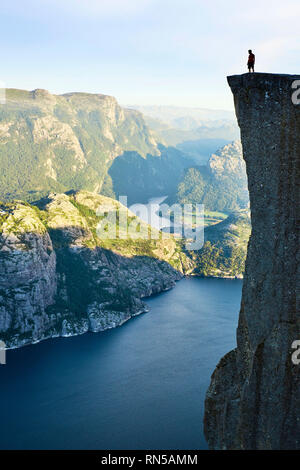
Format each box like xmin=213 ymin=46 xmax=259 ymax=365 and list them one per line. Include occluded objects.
xmin=0 ymin=190 xmax=194 ymax=348
xmin=0 ymin=88 xmax=160 ymax=202
xmin=174 ymin=141 xmax=249 ymax=212
xmin=188 ymin=210 xmax=251 ymax=278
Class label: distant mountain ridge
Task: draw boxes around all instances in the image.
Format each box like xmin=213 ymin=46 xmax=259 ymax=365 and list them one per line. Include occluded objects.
xmin=127 ymin=105 xmax=240 ymax=156
xmin=125 ymin=104 xmax=236 ymax=129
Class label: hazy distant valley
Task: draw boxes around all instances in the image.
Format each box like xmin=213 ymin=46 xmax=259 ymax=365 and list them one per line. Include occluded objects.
xmin=126 ymin=104 xmax=239 ymax=163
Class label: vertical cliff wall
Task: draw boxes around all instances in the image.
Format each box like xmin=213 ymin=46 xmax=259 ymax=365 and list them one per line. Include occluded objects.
xmin=204 ymin=73 xmax=300 ymax=450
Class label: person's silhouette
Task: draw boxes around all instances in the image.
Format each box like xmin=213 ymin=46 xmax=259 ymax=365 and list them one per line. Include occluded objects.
xmin=247 ymin=49 xmax=255 ymax=73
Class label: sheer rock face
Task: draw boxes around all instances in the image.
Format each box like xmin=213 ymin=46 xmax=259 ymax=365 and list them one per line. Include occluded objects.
xmin=0 ymin=192 xmax=186 ymax=349
xmin=204 ymin=73 xmax=300 ymax=450
xmin=0 ymin=231 xmax=57 ymax=342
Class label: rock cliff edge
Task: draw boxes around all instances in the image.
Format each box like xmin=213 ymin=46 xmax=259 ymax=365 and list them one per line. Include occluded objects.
xmin=204 ymin=73 xmax=300 ymax=449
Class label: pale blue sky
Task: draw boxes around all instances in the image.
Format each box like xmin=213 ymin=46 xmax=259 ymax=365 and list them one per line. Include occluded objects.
xmin=1 ymin=0 xmax=300 ymax=109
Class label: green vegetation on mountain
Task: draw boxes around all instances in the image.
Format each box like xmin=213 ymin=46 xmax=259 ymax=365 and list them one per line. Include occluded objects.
xmin=0 ymin=190 xmax=197 ymax=348
xmin=0 ymin=88 xmax=160 ymax=202
xmin=0 ymin=89 xmax=247 ymax=213
xmin=14 ymin=190 xmax=192 ymax=273
xmin=174 ymin=141 xmax=249 ymax=212
xmin=187 ymin=210 xmax=251 ymax=278
xmin=0 ymin=88 xmax=251 ymax=281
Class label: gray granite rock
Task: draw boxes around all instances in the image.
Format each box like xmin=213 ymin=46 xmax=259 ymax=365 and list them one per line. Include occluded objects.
xmin=0 ymin=193 xmax=183 ymax=348
xmin=204 ymin=73 xmax=300 ymax=450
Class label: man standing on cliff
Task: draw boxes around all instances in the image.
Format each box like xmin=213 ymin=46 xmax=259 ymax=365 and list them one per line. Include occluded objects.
xmin=247 ymin=49 xmax=255 ymax=72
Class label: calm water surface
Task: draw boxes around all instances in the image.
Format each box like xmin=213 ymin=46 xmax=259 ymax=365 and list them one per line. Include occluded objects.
xmin=0 ymin=277 xmax=242 ymax=449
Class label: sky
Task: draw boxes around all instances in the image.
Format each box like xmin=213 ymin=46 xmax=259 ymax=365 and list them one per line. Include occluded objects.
xmin=1 ymin=0 xmax=300 ymax=110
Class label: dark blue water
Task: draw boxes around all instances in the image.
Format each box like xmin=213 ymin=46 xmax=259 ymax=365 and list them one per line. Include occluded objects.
xmin=0 ymin=278 xmax=242 ymax=450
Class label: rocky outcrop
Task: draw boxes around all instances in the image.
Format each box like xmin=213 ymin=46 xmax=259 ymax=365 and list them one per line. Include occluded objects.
xmin=0 ymin=205 xmax=57 ymax=345
xmin=208 ymin=141 xmax=242 ymax=173
xmin=204 ymin=73 xmax=300 ymax=449
xmin=0 ymin=191 xmax=191 ymax=348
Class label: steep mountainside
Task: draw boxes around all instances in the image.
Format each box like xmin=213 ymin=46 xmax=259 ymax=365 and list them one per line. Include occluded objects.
xmin=0 ymin=88 xmax=245 ymax=210
xmin=0 ymin=89 xmax=160 ymax=201
xmin=204 ymin=73 xmax=299 ymax=449
xmin=175 ymin=141 xmax=249 ymax=212
xmin=188 ymin=210 xmax=251 ymax=278
xmin=0 ymin=191 xmax=193 ymax=348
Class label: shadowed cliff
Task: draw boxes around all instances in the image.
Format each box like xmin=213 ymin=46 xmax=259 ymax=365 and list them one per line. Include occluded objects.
xmin=204 ymin=73 xmax=300 ymax=449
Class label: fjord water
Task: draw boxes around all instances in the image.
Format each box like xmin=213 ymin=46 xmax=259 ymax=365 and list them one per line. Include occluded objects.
xmin=0 ymin=278 xmax=242 ymax=450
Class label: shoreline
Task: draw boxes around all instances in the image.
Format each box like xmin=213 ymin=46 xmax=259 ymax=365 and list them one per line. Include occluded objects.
xmin=2 ymin=274 xmax=243 ymax=352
